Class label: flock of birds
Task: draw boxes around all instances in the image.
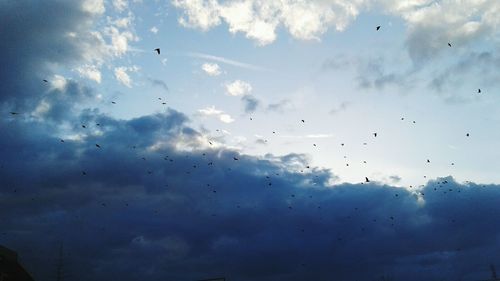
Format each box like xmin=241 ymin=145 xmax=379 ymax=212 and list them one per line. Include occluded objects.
xmin=3 ymin=25 xmax=491 ymax=272
xmin=7 ymin=24 xmax=484 ymax=193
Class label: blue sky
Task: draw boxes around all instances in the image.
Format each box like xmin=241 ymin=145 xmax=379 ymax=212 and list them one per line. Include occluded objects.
xmin=1 ymin=1 xmax=500 ymax=280
xmin=56 ymin=0 xmax=500 ymax=187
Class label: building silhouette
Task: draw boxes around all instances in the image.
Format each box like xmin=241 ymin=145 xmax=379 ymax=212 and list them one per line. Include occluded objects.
xmin=0 ymin=245 xmax=35 ymax=281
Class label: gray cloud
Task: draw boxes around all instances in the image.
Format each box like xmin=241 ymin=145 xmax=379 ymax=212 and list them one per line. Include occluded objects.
xmin=241 ymin=95 xmax=260 ymax=114
xmin=148 ymin=78 xmax=169 ymax=92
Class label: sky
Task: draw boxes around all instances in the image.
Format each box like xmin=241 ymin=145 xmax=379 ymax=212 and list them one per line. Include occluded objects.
xmin=1 ymin=0 xmax=500 ymax=280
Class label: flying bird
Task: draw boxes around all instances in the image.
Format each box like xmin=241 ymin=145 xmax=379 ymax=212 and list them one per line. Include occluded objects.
xmin=466 ymin=133 xmax=470 ymax=137
xmin=448 ymin=42 xmax=452 ymax=47
xmin=9 ymin=112 xmax=19 ymax=115
xmin=301 ymin=119 xmax=305 ymax=123
xmin=478 ymin=88 xmax=481 ymax=93
xmin=154 ymin=48 xmax=160 ymax=55
xmin=43 ymin=79 xmax=48 ymax=83
xmin=81 ymin=125 xmax=86 ymax=128
xmin=365 ymin=177 xmax=370 ymax=183
xmin=111 ymin=101 xmax=116 ymax=104
xmin=376 ymin=25 xmax=381 ymax=31
xmin=95 ymin=144 xmax=101 ymax=148
xmin=233 ymin=157 xmax=239 ymax=161
xmin=427 ymin=159 xmax=430 ymax=163
xmin=373 ymin=132 xmax=377 ymax=137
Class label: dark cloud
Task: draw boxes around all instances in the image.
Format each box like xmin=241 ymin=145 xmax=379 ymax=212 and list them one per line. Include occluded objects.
xmin=2 ymin=112 xmax=500 ymax=281
xmin=0 ymin=0 xmax=102 ymax=110
xmin=241 ymin=95 xmax=260 ymax=113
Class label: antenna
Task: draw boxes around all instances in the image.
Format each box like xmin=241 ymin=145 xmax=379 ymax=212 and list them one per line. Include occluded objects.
xmin=55 ymin=242 xmax=65 ymax=281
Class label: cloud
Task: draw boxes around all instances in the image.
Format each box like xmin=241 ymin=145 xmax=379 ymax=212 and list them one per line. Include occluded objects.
xmin=201 ymin=62 xmax=222 ymax=76
xmin=82 ymin=0 xmax=106 ymax=14
xmin=172 ymin=0 xmax=368 ymax=45
xmin=113 ymin=0 xmax=129 ymax=12
xmin=267 ymin=99 xmax=293 ymax=113
xmin=75 ymin=64 xmax=102 ymax=83
xmin=114 ymin=66 xmax=139 ymax=88
xmin=225 ymin=80 xmax=252 ymax=97
xmin=198 ymin=106 xmax=235 ymax=123
xmin=148 ymin=78 xmax=169 ymax=92
xmin=241 ymin=95 xmax=260 ymax=113
xmin=150 ymin=26 xmax=159 ymax=34
xmin=2 ymin=112 xmax=500 ymax=281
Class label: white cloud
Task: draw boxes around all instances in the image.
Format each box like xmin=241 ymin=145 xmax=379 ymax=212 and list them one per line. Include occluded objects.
xmin=198 ymin=106 xmax=223 ymax=116
xmin=225 ymin=80 xmax=252 ymax=96
xmin=150 ymin=26 xmax=159 ymax=34
xmin=172 ymin=0 xmax=221 ymax=30
xmin=172 ymin=0 xmax=368 ymax=45
xmin=51 ymin=75 xmax=68 ymax=91
xmin=219 ymin=114 xmax=235 ymax=123
xmin=75 ymin=65 xmax=102 ymax=83
xmin=113 ymin=0 xmax=128 ymax=12
xmin=198 ymin=106 xmax=235 ymax=123
xmin=82 ymin=0 xmax=105 ymax=15
xmin=201 ymin=62 xmax=221 ymax=76
xmin=105 ymin=26 xmax=137 ymax=57
xmin=114 ymin=66 xmax=139 ymax=88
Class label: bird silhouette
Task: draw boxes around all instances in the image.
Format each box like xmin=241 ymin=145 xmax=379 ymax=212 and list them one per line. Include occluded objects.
xmin=233 ymin=157 xmax=239 ymax=161
xmin=373 ymin=132 xmax=377 ymax=137
xmin=376 ymin=25 xmax=381 ymax=31
xmin=448 ymin=42 xmax=452 ymax=47
xmin=478 ymin=88 xmax=481 ymax=93
xmin=466 ymin=133 xmax=470 ymax=137
xmin=95 ymin=144 xmax=101 ymax=148
xmin=301 ymin=119 xmax=305 ymax=123
xmin=9 ymin=112 xmax=19 ymax=115
xmin=43 ymin=79 xmax=48 ymax=83
xmin=154 ymin=48 xmax=160 ymax=55
xmin=365 ymin=177 xmax=370 ymax=183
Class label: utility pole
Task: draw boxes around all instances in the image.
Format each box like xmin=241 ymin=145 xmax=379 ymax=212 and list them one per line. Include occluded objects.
xmin=55 ymin=242 xmax=65 ymax=281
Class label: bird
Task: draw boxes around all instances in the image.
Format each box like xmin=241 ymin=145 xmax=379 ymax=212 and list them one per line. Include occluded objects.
xmin=233 ymin=157 xmax=239 ymax=161
xmin=60 ymin=139 xmax=65 ymax=143
xmin=9 ymin=112 xmax=19 ymax=115
xmin=43 ymin=79 xmax=48 ymax=83
xmin=427 ymin=159 xmax=430 ymax=163
xmin=81 ymin=125 xmax=86 ymax=128
xmin=448 ymin=42 xmax=452 ymax=47
xmin=466 ymin=133 xmax=470 ymax=137
xmin=301 ymin=119 xmax=305 ymax=123
xmin=478 ymin=88 xmax=481 ymax=93
xmin=376 ymin=25 xmax=381 ymax=31
xmin=82 ymin=171 xmax=87 ymax=176
xmin=154 ymin=48 xmax=160 ymax=55
xmin=373 ymin=132 xmax=377 ymax=137
xmin=95 ymin=144 xmax=101 ymax=148
xmin=111 ymin=101 xmax=116 ymax=104
xmin=365 ymin=177 xmax=370 ymax=183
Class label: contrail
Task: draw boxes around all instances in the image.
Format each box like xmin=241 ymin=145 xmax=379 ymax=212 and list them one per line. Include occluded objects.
xmin=186 ymin=52 xmax=271 ymax=71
